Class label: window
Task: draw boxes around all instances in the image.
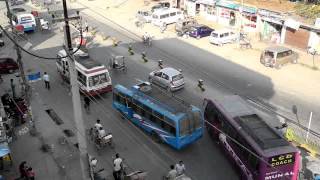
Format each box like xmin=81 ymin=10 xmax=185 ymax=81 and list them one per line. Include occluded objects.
xmin=155 ymin=72 xmax=162 ymax=77
xmin=162 ymin=73 xmax=169 ymax=80
xmin=172 ymin=74 xmax=183 ymax=81
xmin=160 ymin=14 xmax=169 ymax=19
xmin=77 ymin=70 xmax=87 ymax=86
xmin=170 ymin=12 xmax=176 ymax=16
xmin=177 ymin=11 xmax=182 ymax=14
xmin=88 ymin=73 xmax=110 ymax=87
xmin=277 ymin=52 xmax=286 ymax=58
xmin=180 ymin=118 xmax=191 ymax=136
xmin=152 ymin=15 xmax=158 ymax=19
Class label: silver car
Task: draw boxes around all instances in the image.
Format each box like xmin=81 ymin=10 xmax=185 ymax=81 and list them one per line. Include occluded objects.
xmin=148 ymin=67 xmax=184 ymax=91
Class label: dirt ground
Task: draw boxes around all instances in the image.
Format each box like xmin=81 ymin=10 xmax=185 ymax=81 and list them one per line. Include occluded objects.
xmin=234 ymin=0 xmax=296 ymax=12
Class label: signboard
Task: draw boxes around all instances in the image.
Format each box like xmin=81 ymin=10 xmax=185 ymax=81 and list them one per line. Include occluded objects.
xmin=268 ymin=153 xmax=295 ymax=167
xmin=27 ymin=72 xmax=41 ymax=82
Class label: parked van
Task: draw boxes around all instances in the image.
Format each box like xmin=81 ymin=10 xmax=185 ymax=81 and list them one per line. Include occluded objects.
xmin=152 ymin=8 xmax=183 ymax=27
xmin=12 ymin=13 xmax=36 ymax=32
xmin=260 ymin=46 xmax=298 ymax=69
xmin=209 ymin=29 xmax=237 ymax=46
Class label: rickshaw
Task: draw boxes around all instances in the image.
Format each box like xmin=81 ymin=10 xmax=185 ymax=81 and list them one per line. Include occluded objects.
xmin=88 ymin=127 xmax=113 ymax=150
xmin=109 ymin=55 xmax=127 ymax=72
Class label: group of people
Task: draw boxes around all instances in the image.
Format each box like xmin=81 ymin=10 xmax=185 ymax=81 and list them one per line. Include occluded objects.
xmin=94 ymin=119 xmax=109 ymax=145
xmin=166 ymin=161 xmax=186 ymax=180
xmin=19 ymin=161 xmax=35 ymax=180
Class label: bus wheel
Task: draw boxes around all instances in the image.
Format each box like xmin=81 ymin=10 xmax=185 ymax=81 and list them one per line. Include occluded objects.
xmin=151 ymin=131 xmax=162 ymax=143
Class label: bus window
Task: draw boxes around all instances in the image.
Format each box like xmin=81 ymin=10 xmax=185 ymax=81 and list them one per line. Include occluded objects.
xmin=192 ymin=111 xmax=201 ymax=129
xmin=180 ymin=118 xmax=190 ymax=136
xmin=113 ymin=92 xmax=121 ymax=102
xmin=89 ymin=73 xmax=109 ymax=87
xmin=77 ymin=70 xmax=87 ymax=86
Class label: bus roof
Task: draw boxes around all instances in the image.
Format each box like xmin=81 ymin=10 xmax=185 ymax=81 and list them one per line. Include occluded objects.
xmin=114 ymin=84 xmax=195 ymax=120
xmin=75 ymin=56 xmax=106 ymax=71
xmin=219 ymin=95 xmax=293 ymax=153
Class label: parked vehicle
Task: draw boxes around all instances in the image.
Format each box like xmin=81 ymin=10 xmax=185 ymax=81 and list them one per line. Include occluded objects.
xmin=188 ymin=25 xmax=214 ymax=39
xmin=260 ymin=46 xmax=298 ymax=69
xmin=12 ymin=13 xmax=36 ymax=32
xmin=151 ymin=2 xmax=170 ymax=12
xmin=203 ymin=95 xmax=300 ymax=180
xmin=0 ymin=57 xmax=19 ymax=74
xmin=209 ymin=29 xmax=237 ymax=46
xmin=151 ymin=8 xmax=183 ymax=27
xmin=56 ymin=49 xmax=112 ymax=96
xmin=112 ymin=82 xmax=203 ymax=150
xmin=175 ymin=18 xmax=198 ymax=36
xmin=149 ymin=67 xmax=184 ymax=91
xmin=136 ymin=10 xmax=153 ymax=23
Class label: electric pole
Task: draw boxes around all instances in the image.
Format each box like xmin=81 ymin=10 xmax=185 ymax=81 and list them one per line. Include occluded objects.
xmin=62 ymin=0 xmax=89 ymax=178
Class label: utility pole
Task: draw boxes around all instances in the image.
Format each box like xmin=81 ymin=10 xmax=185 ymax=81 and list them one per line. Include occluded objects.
xmin=61 ymin=0 xmax=89 ymax=179
xmin=4 ymin=0 xmax=31 ymax=123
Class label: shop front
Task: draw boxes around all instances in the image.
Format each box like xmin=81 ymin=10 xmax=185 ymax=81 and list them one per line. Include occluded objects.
xmin=239 ymin=5 xmax=257 ymax=32
xmin=216 ymin=0 xmax=238 ymax=27
xmin=197 ymin=0 xmax=217 ymax=21
xmin=258 ymin=9 xmax=284 ymax=43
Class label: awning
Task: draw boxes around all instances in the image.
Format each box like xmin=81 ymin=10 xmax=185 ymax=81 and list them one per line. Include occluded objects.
xmin=0 ymin=142 xmax=10 ymax=157
xmin=216 ymin=1 xmax=238 ymax=10
xmin=196 ymin=0 xmax=216 ymax=5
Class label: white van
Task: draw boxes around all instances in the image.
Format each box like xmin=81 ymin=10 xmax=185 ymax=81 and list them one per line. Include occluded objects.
xmin=151 ymin=8 xmax=184 ymax=27
xmin=12 ymin=13 xmax=36 ymax=32
xmin=209 ymin=29 xmax=237 ymax=46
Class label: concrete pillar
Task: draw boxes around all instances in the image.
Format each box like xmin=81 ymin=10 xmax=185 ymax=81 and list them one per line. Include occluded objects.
xmin=280 ymin=25 xmax=286 ymax=44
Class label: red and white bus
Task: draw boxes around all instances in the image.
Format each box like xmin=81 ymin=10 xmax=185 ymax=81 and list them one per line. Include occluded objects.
xmin=56 ymin=49 xmax=112 ymax=96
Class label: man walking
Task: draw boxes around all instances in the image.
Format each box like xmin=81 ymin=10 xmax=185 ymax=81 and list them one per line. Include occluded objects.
xmin=175 ymin=160 xmax=186 ymax=176
xmin=43 ymin=72 xmax=50 ymax=89
xmin=113 ymin=153 xmax=123 ymax=180
xmin=85 ymin=21 xmax=89 ymax=32
xmin=84 ymin=96 xmax=90 ymax=113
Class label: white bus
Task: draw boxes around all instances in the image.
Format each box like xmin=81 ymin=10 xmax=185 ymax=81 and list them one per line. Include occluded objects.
xmin=151 ymin=8 xmax=184 ymax=27
xmin=56 ymin=49 xmax=112 ymax=96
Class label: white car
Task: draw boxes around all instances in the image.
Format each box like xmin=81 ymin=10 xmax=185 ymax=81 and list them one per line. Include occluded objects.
xmin=148 ymin=67 xmax=184 ymax=91
xmin=209 ymin=29 xmax=237 ymax=46
xmin=136 ymin=10 xmax=152 ymax=23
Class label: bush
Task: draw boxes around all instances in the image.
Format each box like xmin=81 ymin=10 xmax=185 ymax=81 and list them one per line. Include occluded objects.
xmin=295 ymin=3 xmax=320 ymax=20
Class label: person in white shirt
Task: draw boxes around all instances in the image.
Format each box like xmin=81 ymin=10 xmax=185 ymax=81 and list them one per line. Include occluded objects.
xmin=97 ymin=127 xmax=106 ymax=139
xmin=113 ymin=153 xmax=123 ymax=180
xmin=166 ymin=165 xmax=177 ymax=180
xmin=175 ymin=160 xmax=186 ymax=176
xmin=94 ymin=119 xmax=103 ymax=131
xmin=43 ymin=72 xmax=50 ymax=90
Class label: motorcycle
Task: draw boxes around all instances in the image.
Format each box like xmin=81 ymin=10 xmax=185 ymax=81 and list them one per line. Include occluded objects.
xmin=40 ymin=19 xmax=50 ymax=31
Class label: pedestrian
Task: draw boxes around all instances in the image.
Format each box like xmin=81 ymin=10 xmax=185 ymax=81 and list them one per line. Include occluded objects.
xmin=43 ymin=72 xmax=50 ymax=90
xmin=19 ymin=161 xmax=28 ymax=179
xmin=166 ymin=165 xmax=177 ymax=180
xmin=85 ymin=21 xmax=89 ymax=32
xmin=113 ymin=153 xmax=123 ymax=180
xmin=27 ymin=167 xmax=35 ymax=180
xmin=10 ymin=79 xmax=16 ymax=98
xmin=94 ymin=119 xmax=103 ymax=131
xmin=84 ymin=96 xmax=90 ymax=113
xmin=175 ymin=160 xmax=185 ymax=176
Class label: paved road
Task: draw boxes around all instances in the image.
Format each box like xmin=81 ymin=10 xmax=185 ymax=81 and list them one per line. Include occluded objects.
xmin=0 ymin=3 xmax=314 ymax=179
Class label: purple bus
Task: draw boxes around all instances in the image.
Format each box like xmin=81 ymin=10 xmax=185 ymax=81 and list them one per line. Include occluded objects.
xmin=203 ymin=95 xmax=300 ymax=180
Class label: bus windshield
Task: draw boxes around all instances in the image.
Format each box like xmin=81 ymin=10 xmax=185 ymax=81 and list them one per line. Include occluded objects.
xmin=88 ymin=73 xmax=109 ymax=87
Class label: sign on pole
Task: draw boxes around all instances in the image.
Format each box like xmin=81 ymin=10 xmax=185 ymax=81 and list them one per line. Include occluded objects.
xmin=306 ymin=111 xmax=313 ymax=143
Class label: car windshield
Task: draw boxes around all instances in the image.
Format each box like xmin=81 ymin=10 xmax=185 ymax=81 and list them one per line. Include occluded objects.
xmin=88 ymin=73 xmax=110 ymax=87
xmin=172 ymin=74 xmax=183 ymax=81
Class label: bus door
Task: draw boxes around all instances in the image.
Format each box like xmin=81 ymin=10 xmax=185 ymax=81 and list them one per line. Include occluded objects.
xmin=203 ymin=100 xmax=222 ymax=139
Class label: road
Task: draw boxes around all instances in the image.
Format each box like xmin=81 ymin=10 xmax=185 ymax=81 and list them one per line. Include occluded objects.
xmin=0 ymin=3 xmax=315 ymax=179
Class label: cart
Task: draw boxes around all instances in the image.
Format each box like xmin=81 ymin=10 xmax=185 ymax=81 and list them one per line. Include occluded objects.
xmin=109 ymin=55 xmax=127 ymax=72
xmin=88 ymin=127 xmax=114 ymax=150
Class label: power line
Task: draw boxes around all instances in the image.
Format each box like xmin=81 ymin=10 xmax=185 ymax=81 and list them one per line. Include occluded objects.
xmin=0 ymin=24 xmax=84 ymax=60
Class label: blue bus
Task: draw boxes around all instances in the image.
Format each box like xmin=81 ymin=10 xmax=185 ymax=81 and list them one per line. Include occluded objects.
xmin=112 ymin=82 xmax=203 ymax=149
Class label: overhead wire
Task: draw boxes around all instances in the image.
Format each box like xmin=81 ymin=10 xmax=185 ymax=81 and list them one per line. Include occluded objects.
xmin=0 ymin=20 xmax=84 ymax=60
